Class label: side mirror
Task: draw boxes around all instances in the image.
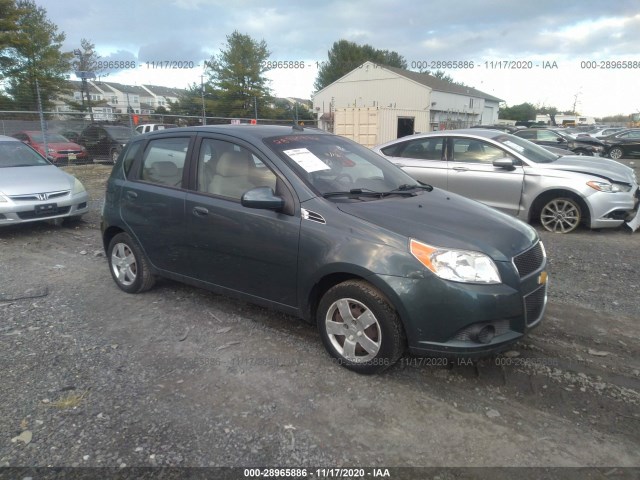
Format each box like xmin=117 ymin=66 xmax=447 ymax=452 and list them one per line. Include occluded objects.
xmin=493 ymin=158 xmax=515 ymax=170
xmin=556 ymin=137 xmax=565 ymax=143
xmin=241 ymin=186 xmax=284 ymax=211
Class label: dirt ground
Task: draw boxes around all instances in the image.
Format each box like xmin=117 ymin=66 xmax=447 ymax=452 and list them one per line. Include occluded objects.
xmin=0 ymin=164 xmax=638 ymax=476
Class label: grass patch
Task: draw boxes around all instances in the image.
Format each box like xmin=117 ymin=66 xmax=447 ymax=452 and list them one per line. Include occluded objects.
xmin=49 ymin=390 xmax=89 ymax=409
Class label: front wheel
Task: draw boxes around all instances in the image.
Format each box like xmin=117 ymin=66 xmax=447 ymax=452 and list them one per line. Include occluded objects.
xmin=107 ymin=232 xmax=155 ymax=293
xmin=608 ymin=147 xmax=624 ymax=160
xmin=317 ymin=280 xmax=405 ymax=374
xmin=573 ymin=149 xmax=592 ymax=156
xmin=540 ymin=197 xmax=582 ymax=233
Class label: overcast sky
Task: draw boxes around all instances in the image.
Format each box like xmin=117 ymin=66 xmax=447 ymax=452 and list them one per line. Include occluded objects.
xmin=43 ymin=0 xmax=640 ymax=118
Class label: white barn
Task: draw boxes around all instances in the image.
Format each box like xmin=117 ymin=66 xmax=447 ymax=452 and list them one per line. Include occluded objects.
xmin=313 ymin=61 xmax=503 ymax=146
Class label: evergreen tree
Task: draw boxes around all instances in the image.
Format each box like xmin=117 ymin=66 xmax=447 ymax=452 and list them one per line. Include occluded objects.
xmin=205 ymin=31 xmax=271 ymax=118
xmin=314 ymin=40 xmax=407 ymax=91
xmin=0 ymin=0 xmax=72 ymax=111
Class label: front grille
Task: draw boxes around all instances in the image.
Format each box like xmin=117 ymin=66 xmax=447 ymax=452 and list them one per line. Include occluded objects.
xmin=524 ymin=285 xmax=546 ymax=326
xmin=9 ymin=190 xmax=70 ymax=201
xmin=17 ymin=206 xmax=71 ymax=220
xmin=513 ymin=242 xmax=545 ymax=278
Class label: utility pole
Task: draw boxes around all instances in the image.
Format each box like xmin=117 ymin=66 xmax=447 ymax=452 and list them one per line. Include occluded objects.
xmin=200 ymin=75 xmax=206 ymax=125
xmin=254 ymin=96 xmax=258 ymax=122
xmin=35 ymin=79 xmax=49 ymax=161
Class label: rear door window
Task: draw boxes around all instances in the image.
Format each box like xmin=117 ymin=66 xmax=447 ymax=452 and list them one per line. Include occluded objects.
xmin=140 ymin=137 xmax=190 ymax=188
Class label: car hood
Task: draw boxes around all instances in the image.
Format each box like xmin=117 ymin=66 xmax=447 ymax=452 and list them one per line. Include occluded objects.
xmin=336 ymin=190 xmax=537 ymax=262
xmin=42 ymin=142 xmax=84 ymax=151
xmin=534 ymin=156 xmax=635 ymax=183
xmin=0 ymin=165 xmax=74 ymax=195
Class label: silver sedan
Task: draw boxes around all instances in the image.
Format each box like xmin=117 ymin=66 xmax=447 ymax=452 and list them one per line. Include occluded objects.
xmin=0 ymin=135 xmax=90 ymax=226
xmin=373 ymin=129 xmax=639 ymax=233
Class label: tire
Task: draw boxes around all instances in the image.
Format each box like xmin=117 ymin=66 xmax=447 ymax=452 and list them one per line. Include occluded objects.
xmin=573 ymin=149 xmax=591 ymax=156
xmin=539 ymin=197 xmax=582 ymax=233
xmin=608 ymin=147 xmax=624 ymax=160
xmin=317 ymin=280 xmax=406 ymax=374
xmin=107 ymin=232 xmax=155 ymax=293
xmin=110 ymin=149 xmax=120 ymax=164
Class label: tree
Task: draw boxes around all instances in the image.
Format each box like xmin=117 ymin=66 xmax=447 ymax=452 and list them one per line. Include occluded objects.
xmin=0 ymin=0 xmax=72 ymax=111
xmin=499 ymin=102 xmax=537 ymax=122
xmin=314 ymin=40 xmax=407 ymax=91
xmin=536 ymin=105 xmax=559 ymax=126
xmin=0 ymin=0 xmax=22 ymax=75
xmin=422 ymin=69 xmax=467 ymax=87
xmin=205 ymin=30 xmax=271 ymax=117
xmin=67 ymin=38 xmax=104 ymax=118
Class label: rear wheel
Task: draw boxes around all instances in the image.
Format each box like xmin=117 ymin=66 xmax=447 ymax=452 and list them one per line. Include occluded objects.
xmin=317 ymin=280 xmax=405 ymax=374
xmin=540 ymin=197 xmax=581 ymax=233
xmin=107 ymin=232 xmax=155 ymax=293
xmin=608 ymin=147 xmax=624 ymax=160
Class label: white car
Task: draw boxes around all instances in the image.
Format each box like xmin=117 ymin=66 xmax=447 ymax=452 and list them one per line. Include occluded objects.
xmin=135 ymin=124 xmax=178 ymax=134
xmin=0 ymin=136 xmax=89 ymax=226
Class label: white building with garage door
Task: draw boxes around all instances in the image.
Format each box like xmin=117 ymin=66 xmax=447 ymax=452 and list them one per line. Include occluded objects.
xmin=313 ymin=61 xmax=503 ymax=146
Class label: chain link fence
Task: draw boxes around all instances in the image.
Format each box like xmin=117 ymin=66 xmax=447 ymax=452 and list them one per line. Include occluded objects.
xmin=0 ymin=111 xmax=317 ymax=165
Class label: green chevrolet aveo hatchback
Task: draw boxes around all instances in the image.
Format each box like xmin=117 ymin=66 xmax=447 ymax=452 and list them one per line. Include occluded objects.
xmin=101 ymin=125 xmax=548 ymax=373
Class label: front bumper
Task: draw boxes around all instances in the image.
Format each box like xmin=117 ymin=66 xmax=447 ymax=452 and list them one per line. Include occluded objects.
xmin=375 ymin=252 xmax=548 ymax=357
xmin=588 ymin=187 xmax=639 ymax=229
xmin=0 ymin=191 xmax=90 ymax=226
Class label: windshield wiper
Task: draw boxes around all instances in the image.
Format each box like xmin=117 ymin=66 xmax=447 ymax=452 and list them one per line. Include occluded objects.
xmin=322 ymin=188 xmax=417 ymax=199
xmin=392 ymin=183 xmax=433 ymax=192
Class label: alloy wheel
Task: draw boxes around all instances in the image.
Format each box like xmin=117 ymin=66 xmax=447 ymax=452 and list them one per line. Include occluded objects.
xmin=540 ymin=198 xmax=581 ymax=233
xmin=324 ymin=297 xmax=382 ymax=363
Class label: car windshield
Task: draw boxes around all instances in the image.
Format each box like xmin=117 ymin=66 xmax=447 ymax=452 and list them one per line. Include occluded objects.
xmin=28 ymin=133 xmax=70 ymax=143
xmin=105 ymin=127 xmax=135 ymax=142
xmin=265 ymin=134 xmax=421 ymax=196
xmin=493 ymin=133 xmax=559 ymax=163
xmin=0 ymin=141 xmax=50 ymax=167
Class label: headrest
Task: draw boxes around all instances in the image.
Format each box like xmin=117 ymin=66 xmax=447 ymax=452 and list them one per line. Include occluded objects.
xmin=216 ymin=151 xmax=250 ymax=177
xmin=150 ymin=161 xmax=178 ymax=177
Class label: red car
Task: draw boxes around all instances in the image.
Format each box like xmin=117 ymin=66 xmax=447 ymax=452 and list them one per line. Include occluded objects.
xmin=11 ymin=131 xmax=89 ymax=164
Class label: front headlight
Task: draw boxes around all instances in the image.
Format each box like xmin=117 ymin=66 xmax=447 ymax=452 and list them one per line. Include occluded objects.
xmin=587 ymin=181 xmax=631 ymax=193
xmin=72 ymin=178 xmax=86 ymax=195
xmin=410 ymin=239 xmax=501 ymax=284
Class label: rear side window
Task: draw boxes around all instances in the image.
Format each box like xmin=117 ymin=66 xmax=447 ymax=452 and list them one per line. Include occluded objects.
xmin=122 ymin=142 xmax=142 ymax=177
xmin=140 ymin=137 xmax=190 ymax=187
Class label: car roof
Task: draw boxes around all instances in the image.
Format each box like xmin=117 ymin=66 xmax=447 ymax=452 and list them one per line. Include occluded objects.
xmin=138 ymin=124 xmax=329 ymax=142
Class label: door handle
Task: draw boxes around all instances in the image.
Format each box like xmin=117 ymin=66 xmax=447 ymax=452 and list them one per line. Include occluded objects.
xmin=193 ymin=206 xmax=209 ymax=216
xmin=125 ymin=190 xmax=138 ymax=199
xmin=452 ymin=167 xmax=469 ymax=172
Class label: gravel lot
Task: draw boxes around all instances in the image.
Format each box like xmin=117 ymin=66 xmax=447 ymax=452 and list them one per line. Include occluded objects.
xmin=1 ymin=161 xmax=639 ymax=476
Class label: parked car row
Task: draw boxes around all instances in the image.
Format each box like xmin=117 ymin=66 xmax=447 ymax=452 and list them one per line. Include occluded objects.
xmin=513 ymin=127 xmax=606 ymax=156
xmin=5 ymin=123 xmax=639 ymax=375
xmin=10 ymin=123 xmax=178 ymax=165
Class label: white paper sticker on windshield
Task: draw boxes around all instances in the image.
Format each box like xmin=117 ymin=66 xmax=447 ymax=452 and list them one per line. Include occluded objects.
xmin=503 ymin=140 xmax=525 ymax=152
xmin=283 ymin=148 xmax=330 ymax=173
